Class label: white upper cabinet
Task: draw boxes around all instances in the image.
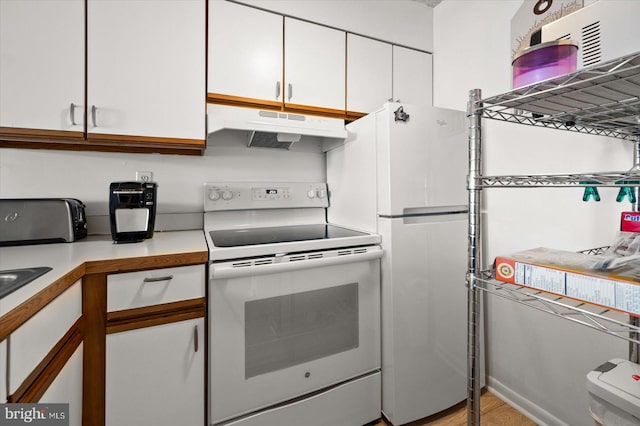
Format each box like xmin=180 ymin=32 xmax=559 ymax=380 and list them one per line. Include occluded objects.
xmin=0 ymin=0 xmax=84 ymax=133
xmin=208 ymin=0 xmax=283 ymax=105
xmin=87 ymin=0 xmax=205 ymax=140
xmin=346 ymin=34 xmax=393 ymax=115
xmin=392 ymin=45 xmax=433 ymax=106
xmin=284 ymin=18 xmax=346 ymax=112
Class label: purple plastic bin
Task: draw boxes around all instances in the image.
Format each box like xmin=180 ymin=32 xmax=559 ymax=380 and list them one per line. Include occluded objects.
xmin=512 ymin=39 xmax=578 ymax=88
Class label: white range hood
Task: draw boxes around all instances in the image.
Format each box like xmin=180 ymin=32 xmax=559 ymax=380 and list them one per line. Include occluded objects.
xmin=207 ymin=104 xmax=347 ymax=149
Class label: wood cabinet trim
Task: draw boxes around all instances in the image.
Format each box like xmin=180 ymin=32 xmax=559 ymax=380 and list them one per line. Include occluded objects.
xmin=207 ymin=93 xmax=283 ymax=110
xmin=0 ymin=138 xmax=204 ymax=156
xmin=0 ymin=266 xmax=84 ymax=342
xmin=284 ymin=103 xmax=347 ymax=119
xmin=106 ymin=297 xmax=206 ymax=334
xmin=9 ymin=318 xmax=83 ymax=403
xmin=207 ymin=95 xmax=350 ymax=120
xmin=0 ymin=131 xmax=205 ymax=156
xmin=82 ymin=273 xmax=107 ymax=426
xmin=346 ymin=111 xmax=367 ymax=121
xmin=86 ymin=133 xmax=205 ymax=148
xmin=0 ymin=127 xmax=85 ymax=141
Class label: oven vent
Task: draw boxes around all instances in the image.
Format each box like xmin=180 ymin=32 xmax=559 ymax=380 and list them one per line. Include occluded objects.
xmin=231 ymin=261 xmax=253 ymax=268
xmin=231 ymin=259 xmax=274 ymax=268
xmin=337 ymin=250 xmax=353 ymax=256
xmin=307 ymin=253 xmax=324 ymax=259
xmin=289 ymin=255 xmax=307 ymax=262
xmin=353 ymin=248 xmax=368 ymax=254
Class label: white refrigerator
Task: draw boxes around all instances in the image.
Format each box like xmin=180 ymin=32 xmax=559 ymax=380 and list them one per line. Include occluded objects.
xmin=326 ymin=102 xmax=469 ymax=425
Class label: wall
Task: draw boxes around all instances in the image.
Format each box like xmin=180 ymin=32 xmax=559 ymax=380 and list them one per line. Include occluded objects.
xmin=0 ymin=132 xmax=326 ymax=232
xmin=233 ymin=0 xmax=433 ymax=52
xmin=434 ymin=1 xmax=633 ymax=425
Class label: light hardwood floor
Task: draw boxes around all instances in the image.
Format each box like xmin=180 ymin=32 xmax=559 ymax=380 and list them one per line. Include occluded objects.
xmin=372 ymin=391 xmax=536 ymax=426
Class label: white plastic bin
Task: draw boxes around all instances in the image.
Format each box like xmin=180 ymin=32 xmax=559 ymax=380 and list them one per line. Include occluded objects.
xmin=587 ymin=358 xmax=640 ymax=425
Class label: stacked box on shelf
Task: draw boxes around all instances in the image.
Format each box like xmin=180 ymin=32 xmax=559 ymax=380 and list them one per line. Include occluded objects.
xmin=495 ymin=247 xmax=640 ymax=317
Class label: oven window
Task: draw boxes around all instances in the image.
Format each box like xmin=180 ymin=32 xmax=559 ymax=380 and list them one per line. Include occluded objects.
xmin=244 ymin=283 xmax=359 ymax=379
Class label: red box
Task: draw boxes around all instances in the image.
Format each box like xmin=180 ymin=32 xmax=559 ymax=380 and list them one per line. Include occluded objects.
xmin=621 ymin=212 xmax=640 ymax=233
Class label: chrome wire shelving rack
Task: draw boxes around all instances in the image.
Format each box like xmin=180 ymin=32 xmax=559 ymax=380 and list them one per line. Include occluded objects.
xmin=466 ymin=51 xmax=640 ymax=426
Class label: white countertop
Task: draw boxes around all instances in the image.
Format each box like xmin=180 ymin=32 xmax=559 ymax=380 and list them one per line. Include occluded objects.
xmin=0 ymin=230 xmax=208 ymax=317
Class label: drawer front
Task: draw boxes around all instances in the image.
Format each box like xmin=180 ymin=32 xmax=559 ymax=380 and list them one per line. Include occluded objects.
xmin=107 ymin=264 xmax=205 ymax=312
xmin=8 ymin=280 xmax=82 ymax=395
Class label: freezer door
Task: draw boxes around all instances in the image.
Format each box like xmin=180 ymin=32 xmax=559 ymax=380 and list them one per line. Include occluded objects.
xmin=377 ymin=104 xmax=468 ymax=216
xmin=379 ymin=212 xmax=468 ymax=425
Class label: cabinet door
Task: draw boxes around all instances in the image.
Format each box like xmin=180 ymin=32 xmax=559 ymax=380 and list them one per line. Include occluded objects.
xmin=346 ymin=34 xmax=392 ymax=115
xmin=105 ymin=318 xmax=204 ymax=426
xmin=208 ymin=0 xmax=283 ymax=106
xmin=8 ymin=281 xmax=82 ymax=396
xmin=39 ymin=344 xmax=83 ymax=426
xmin=392 ymin=46 xmax=433 ymax=106
xmin=87 ymin=0 xmax=205 ymax=140
xmin=0 ymin=0 xmax=84 ymax=135
xmin=284 ymin=18 xmax=346 ymax=112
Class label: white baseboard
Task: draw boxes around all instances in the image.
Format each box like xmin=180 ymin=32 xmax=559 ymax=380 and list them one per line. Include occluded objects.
xmin=487 ymin=377 xmax=570 ymax=426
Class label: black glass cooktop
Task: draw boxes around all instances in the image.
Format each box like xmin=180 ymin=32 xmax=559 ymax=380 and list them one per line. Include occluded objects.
xmin=210 ymin=224 xmax=368 ymax=247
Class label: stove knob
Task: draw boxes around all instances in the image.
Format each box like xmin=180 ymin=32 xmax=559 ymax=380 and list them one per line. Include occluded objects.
xmin=307 ymin=189 xmax=316 ymax=199
xmin=222 ymin=190 xmax=234 ymax=201
xmin=208 ymin=189 xmax=221 ymax=201
xmin=316 ymin=188 xmax=327 ymax=199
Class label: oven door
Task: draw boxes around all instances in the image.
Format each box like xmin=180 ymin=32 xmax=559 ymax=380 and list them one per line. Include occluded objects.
xmin=209 ymin=246 xmax=382 ymax=424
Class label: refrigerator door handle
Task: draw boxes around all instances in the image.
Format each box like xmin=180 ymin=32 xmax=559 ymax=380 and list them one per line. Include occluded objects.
xmin=379 ymin=206 xmax=469 ymax=219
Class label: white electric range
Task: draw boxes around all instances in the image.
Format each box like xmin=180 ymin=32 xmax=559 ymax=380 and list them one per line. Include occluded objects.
xmin=204 ymin=182 xmax=383 ymax=426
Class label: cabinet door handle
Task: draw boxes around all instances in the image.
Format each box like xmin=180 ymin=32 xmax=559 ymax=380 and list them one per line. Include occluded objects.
xmin=142 ymin=274 xmax=174 ymax=283
xmin=193 ymin=325 xmax=199 ymax=353
xmin=70 ymin=103 xmax=77 ymax=125
xmin=276 ymin=81 xmax=281 ymax=100
xmin=287 ymin=83 xmax=293 ymax=101
xmin=91 ymin=105 xmax=97 ymax=127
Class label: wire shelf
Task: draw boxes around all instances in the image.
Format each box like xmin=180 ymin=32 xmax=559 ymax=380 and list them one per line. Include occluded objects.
xmin=473 ymin=272 xmax=640 ymax=345
xmin=477 ymin=171 xmax=640 ymax=188
xmin=477 ymin=51 xmax=640 ymax=141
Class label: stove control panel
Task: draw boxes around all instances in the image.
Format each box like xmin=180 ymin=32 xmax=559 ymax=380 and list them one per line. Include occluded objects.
xmin=204 ymin=182 xmax=329 ymax=211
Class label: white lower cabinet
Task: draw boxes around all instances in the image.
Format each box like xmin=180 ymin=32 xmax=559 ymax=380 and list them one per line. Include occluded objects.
xmin=39 ymin=344 xmax=83 ymax=426
xmin=8 ymin=281 xmax=82 ymax=395
xmin=105 ymin=318 xmax=205 ymax=426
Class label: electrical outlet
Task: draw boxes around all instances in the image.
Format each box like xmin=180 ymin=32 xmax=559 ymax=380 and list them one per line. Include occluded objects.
xmin=136 ymin=171 xmax=153 ymax=182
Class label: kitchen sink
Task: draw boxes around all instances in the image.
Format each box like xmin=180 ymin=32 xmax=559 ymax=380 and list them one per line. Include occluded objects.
xmin=0 ymin=267 xmax=52 ymax=299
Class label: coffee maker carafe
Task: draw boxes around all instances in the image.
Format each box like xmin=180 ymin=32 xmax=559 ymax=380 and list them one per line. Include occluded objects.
xmin=109 ymin=181 xmax=157 ymax=243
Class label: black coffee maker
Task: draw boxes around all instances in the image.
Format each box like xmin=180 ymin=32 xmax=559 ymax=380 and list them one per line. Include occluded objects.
xmin=109 ymin=181 xmax=158 ymax=243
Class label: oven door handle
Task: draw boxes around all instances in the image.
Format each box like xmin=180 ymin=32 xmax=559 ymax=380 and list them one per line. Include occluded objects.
xmin=210 ymin=247 xmax=383 ymax=279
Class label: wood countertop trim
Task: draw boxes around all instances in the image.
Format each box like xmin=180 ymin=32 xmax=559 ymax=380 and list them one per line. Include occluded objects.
xmin=83 ymin=251 xmax=209 ymax=274
xmin=0 ymin=250 xmax=208 ymax=341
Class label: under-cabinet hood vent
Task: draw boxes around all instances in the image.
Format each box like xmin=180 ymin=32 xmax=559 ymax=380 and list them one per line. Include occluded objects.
xmin=207 ymin=104 xmax=347 ymax=149
xmin=247 ymin=130 xmax=301 ymax=150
